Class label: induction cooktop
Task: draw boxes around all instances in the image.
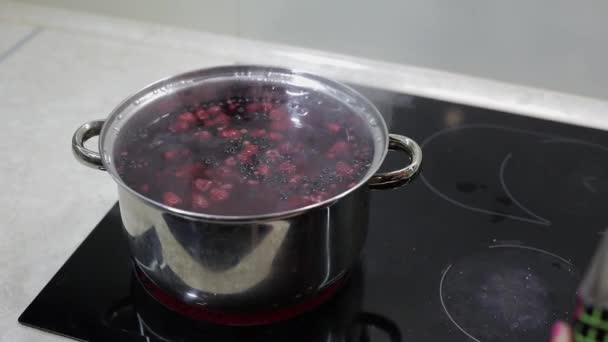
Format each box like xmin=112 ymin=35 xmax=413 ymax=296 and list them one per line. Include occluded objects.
xmin=20 ymin=85 xmax=608 ymax=341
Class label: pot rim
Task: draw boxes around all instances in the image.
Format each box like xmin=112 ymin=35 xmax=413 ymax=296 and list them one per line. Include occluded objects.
xmin=99 ymin=65 xmax=389 ymax=222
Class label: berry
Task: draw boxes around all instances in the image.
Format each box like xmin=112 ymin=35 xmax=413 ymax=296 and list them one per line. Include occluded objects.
xmin=269 ymin=108 xmax=287 ymax=121
xmin=261 ymin=101 xmax=274 ymax=111
xmin=328 ymin=140 xmax=349 ymax=156
xmin=194 ymin=178 xmax=213 ymax=192
xmin=210 ymin=188 xmax=230 ymax=202
xmin=195 ymin=109 xmax=210 ymax=120
xmin=163 ymin=192 xmax=182 ymax=206
xmin=194 ymin=130 xmax=212 ymax=142
xmin=207 ymin=105 xmax=222 ymax=114
xmin=219 ymin=128 xmax=241 ymax=140
xmin=268 ymin=132 xmax=284 ymax=141
xmin=271 ymin=120 xmax=289 ymax=131
xmin=246 ymin=103 xmax=261 ymax=113
xmin=265 ymin=149 xmax=281 ymax=162
xmin=178 ymin=112 xmax=197 ymax=124
xmin=175 ymin=162 xmax=202 ymax=178
xmin=237 ymin=153 xmax=251 ymax=163
xmin=169 ymin=120 xmax=190 ymax=132
xmin=192 ymin=193 xmax=209 ymax=209
xmin=224 ymin=156 xmax=238 ymax=166
xmin=326 ymin=122 xmax=341 ymax=134
xmin=256 ymin=164 xmax=270 ymax=176
xmin=163 ymin=149 xmax=180 ymax=160
xmin=309 ymin=192 xmax=329 ymax=203
xmin=251 ymin=128 xmax=267 ymax=137
xmin=336 ymin=162 xmax=355 ymax=177
xmin=241 ymin=144 xmax=259 ymax=156
xmin=215 ymin=166 xmax=235 ymax=180
xmin=278 ymin=161 xmax=296 ymax=175
xmin=207 ymin=113 xmax=230 ymax=126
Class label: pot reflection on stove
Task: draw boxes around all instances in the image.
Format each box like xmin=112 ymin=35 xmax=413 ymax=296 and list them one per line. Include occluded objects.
xmin=421 ymin=124 xmax=608 ymax=225
xmin=102 ymin=264 xmax=402 ymax=342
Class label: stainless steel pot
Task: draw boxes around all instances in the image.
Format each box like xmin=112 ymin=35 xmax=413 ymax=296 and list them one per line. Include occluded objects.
xmin=72 ymin=65 xmax=421 ymax=320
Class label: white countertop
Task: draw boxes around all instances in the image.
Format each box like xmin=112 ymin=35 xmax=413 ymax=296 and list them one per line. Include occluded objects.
xmin=1 ymin=2 xmax=607 ymax=341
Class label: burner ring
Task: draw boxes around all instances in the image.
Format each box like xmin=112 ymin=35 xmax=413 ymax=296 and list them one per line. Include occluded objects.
xmin=439 ymin=244 xmax=578 ymax=342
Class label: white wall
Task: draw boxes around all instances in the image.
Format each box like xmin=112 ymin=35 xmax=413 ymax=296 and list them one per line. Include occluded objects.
xmin=19 ymin=0 xmax=608 ymax=100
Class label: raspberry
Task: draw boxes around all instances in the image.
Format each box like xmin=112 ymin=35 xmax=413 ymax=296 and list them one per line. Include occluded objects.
xmin=278 ymin=161 xmax=296 ymax=175
xmin=169 ymin=120 xmax=190 ymax=132
xmin=195 ymin=109 xmax=209 ymax=120
xmin=163 ymin=149 xmax=180 ymax=160
xmin=279 ymin=142 xmax=296 ymax=155
xmin=256 ymin=164 xmax=270 ymax=176
xmin=163 ymin=192 xmax=182 ymax=206
xmin=224 ymin=156 xmax=238 ymax=167
xmin=246 ymin=103 xmax=261 ymax=113
xmin=210 ymin=188 xmax=230 ymax=202
xmin=265 ymin=149 xmax=281 ymax=162
xmin=327 ymin=140 xmax=349 ymax=158
xmin=175 ymin=162 xmax=202 ymax=179
xmin=194 ymin=130 xmax=212 ymax=142
xmin=326 ymin=122 xmax=341 ymax=134
xmin=268 ymin=132 xmax=284 ymax=141
xmin=207 ymin=105 xmax=222 ymax=114
xmin=271 ymin=120 xmax=289 ymax=131
xmin=194 ymin=178 xmax=213 ymax=192
xmin=269 ymin=108 xmax=287 ymax=121
xmin=336 ymin=162 xmax=355 ymax=177
xmin=241 ymin=144 xmax=259 ymax=156
xmin=219 ymin=128 xmax=241 ymax=140
xmin=139 ymin=184 xmax=150 ymax=193
xmin=237 ymin=153 xmax=251 ymax=163
xmin=251 ymin=129 xmax=267 ymax=137
xmin=192 ymin=193 xmax=209 ymax=209
xmin=178 ymin=112 xmax=197 ymax=124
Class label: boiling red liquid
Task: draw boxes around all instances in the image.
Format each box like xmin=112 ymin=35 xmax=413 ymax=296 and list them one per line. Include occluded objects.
xmin=115 ymin=94 xmax=374 ymax=215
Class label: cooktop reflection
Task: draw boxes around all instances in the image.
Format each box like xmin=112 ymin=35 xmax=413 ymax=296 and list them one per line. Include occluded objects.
xmin=20 ymin=87 xmax=608 ymax=341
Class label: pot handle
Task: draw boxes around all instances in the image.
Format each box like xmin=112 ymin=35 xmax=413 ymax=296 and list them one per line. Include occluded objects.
xmin=72 ymin=120 xmax=106 ymax=170
xmin=368 ymin=134 xmax=422 ymax=189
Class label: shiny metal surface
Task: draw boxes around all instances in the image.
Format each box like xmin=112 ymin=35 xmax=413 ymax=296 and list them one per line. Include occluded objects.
xmin=71 ymin=119 xmax=105 ymax=170
xmin=119 ymin=183 xmax=370 ymax=312
xmin=369 ymin=134 xmax=422 ymax=188
xmin=71 ymin=65 xmax=422 ymax=314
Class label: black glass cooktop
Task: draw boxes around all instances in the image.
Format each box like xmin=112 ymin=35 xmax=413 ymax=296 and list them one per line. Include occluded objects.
xmin=20 ymin=87 xmax=608 ymax=341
